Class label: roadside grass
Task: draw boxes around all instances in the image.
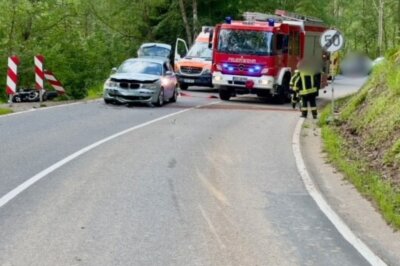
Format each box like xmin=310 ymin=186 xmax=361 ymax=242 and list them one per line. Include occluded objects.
xmin=86 ymin=84 xmax=103 ymax=100
xmin=0 ymin=108 xmax=13 ymax=116
xmin=320 ymin=106 xmax=400 ymax=229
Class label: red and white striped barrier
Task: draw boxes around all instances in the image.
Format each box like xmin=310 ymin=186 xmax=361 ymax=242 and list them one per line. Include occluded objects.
xmin=6 ymin=56 xmax=20 ymax=95
xmin=44 ymin=70 xmax=65 ymax=94
xmin=34 ymin=55 xmax=45 ymax=91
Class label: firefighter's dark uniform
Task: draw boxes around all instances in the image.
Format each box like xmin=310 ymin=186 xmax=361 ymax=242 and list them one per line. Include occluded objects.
xmin=290 ymin=71 xmax=320 ymax=119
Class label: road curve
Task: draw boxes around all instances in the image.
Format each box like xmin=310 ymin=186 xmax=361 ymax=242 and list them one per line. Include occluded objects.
xmin=0 ymin=82 xmax=370 ymax=265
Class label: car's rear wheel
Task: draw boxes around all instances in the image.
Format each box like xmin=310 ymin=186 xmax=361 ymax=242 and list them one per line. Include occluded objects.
xmin=156 ymin=88 xmax=164 ymax=107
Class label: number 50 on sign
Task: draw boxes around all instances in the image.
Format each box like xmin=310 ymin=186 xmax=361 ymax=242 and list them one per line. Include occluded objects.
xmin=320 ymin=29 xmax=345 ymax=53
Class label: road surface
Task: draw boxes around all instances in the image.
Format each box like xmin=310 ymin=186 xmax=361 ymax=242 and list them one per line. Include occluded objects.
xmin=0 ymin=78 xmax=374 ymax=265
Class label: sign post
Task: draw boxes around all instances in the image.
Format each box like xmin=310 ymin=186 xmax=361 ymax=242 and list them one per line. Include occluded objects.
xmin=320 ymin=29 xmax=345 ymax=122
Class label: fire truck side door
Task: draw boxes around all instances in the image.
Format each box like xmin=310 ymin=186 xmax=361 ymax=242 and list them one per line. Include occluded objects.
xmin=175 ymin=38 xmax=189 ymax=64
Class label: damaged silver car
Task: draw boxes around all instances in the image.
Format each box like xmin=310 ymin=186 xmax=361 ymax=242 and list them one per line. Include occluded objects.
xmin=103 ymin=57 xmax=178 ymax=106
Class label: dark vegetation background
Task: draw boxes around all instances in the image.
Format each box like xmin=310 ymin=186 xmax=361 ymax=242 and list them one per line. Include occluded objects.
xmin=0 ymin=0 xmax=399 ymax=101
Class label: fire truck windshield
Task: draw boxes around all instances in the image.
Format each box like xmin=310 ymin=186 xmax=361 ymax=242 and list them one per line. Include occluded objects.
xmin=218 ymin=29 xmax=274 ymax=56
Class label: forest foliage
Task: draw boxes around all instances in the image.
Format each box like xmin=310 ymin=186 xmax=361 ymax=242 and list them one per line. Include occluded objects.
xmin=0 ymin=0 xmax=399 ymax=101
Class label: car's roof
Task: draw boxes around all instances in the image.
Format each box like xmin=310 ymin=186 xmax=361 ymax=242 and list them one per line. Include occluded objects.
xmin=140 ymin=43 xmax=171 ymax=50
xmin=125 ymin=57 xmax=168 ymax=63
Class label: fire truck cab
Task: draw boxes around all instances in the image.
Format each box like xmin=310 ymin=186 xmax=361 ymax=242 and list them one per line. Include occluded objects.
xmin=209 ymin=10 xmax=328 ymax=103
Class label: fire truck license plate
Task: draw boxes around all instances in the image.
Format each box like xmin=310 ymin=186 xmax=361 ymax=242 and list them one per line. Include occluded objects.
xmin=183 ymin=79 xmax=195 ymax=83
xmin=233 ymin=77 xmax=247 ymax=82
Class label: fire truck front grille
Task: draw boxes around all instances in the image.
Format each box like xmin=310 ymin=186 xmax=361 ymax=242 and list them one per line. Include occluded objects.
xmin=231 ymin=64 xmax=252 ymax=72
xmin=180 ymin=66 xmax=203 ymax=75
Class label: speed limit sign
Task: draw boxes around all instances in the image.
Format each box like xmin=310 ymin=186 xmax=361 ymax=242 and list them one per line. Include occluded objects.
xmin=320 ymin=29 xmax=345 ymax=53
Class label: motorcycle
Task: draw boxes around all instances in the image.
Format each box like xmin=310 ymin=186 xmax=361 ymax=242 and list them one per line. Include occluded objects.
xmin=12 ymin=88 xmax=59 ymax=103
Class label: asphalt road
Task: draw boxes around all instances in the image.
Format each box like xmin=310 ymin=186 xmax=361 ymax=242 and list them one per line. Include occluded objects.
xmin=0 ymin=78 xmax=371 ymax=266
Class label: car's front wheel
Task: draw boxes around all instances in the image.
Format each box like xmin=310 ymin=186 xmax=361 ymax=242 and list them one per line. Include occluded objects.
xmin=170 ymin=86 xmax=178 ymax=103
xmin=155 ymin=88 xmax=164 ymax=107
xmin=180 ymin=84 xmax=188 ymax=91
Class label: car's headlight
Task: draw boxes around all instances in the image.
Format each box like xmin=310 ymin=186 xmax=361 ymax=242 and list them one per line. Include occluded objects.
xmin=259 ymin=79 xmax=272 ymax=86
xmin=214 ymin=75 xmax=222 ymax=81
xmin=105 ymin=80 xmax=118 ymax=87
xmin=202 ymin=69 xmax=211 ymax=75
xmin=141 ymin=83 xmax=158 ymax=90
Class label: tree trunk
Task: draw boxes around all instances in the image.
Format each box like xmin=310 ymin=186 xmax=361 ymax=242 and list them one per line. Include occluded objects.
xmin=378 ymin=0 xmax=384 ymax=55
xmin=397 ymin=0 xmax=400 ymax=46
xmin=7 ymin=1 xmax=18 ymax=55
xmin=373 ymin=0 xmax=385 ymax=56
xmin=178 ymin=0 xmax=192 ymax=46
xmin=192 ymin=0 xmax=198 ymax=37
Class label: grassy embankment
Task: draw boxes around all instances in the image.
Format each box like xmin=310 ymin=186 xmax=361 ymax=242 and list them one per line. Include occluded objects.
xmin=86 ymin=84 xmax=104 ymax=100
xmin=320 ymin=49 xmax=400 ymax=229
xmin=0 ymin=107 xmax=13 ymax=115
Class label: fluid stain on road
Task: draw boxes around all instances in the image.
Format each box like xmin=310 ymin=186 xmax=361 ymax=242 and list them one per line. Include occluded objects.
xmin=168 ymin=158 xmax=177 ymax=169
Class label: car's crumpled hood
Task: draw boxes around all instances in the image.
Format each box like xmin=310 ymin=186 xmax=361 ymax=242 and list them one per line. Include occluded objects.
xmin=110 ymin=73 xmax=160 ymax=82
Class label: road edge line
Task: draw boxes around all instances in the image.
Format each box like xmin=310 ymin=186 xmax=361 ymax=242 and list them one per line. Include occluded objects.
xmin=0 ymin=101 xmax=219 ymax=208
xmin=0 ymin=99 xmax=101 ymax=119
xmin=292 ymin=118 xmax=387 ymax=266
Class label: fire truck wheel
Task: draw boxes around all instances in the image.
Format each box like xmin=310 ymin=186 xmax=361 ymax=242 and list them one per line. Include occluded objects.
xmin=276 ymin=75 xmax=291 ymax=104
xmin=219 ymin=89 xmax=231 ymax=101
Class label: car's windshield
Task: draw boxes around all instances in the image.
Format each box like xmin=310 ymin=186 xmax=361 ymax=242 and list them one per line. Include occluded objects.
xmin=117 ymin=61 xmax=163 ymax=76
xmin=139 ymin=46 xmax=170 ymax=58
xmin=218 ymin=29 xmax=274 ymax=56
xmin=186 ymin=42 xmax=212 ymax=59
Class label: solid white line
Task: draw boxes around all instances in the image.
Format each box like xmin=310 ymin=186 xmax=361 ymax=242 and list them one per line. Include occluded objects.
xmin=0 ymin=99 xmax=101 ymax=119
xmin=292 ymin=118 xmax=387 ymax=266
xmin=0 ymin=101 xmax=219 ymax=208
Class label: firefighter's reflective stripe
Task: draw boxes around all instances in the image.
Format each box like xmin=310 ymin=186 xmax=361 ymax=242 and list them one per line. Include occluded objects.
xmin=299 ymin=87 xmax=317 ymax=95
xmin=290 ymin=72 xmax=301 ymax=92
xmin=298 ymin=72 xmax=317 ymax=95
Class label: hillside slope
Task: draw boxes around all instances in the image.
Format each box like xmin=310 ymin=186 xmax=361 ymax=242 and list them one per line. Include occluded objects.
xmin=321 ymin=49 xmax=400 ymax=228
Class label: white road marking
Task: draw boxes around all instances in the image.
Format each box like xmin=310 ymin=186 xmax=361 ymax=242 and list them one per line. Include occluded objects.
xmin=0 ymin=100 xmax=101 ymax=118
xmin=0 ymin=101 xmax=220 ymax=208
xmin=292 ymin=118 xmax=387 ymax=266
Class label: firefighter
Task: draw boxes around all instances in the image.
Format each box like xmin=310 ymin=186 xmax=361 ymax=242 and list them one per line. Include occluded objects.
xmin=290 ymin=70 xmax=301 ymax=109
xmin=290 ymin=69 xmax=319 ymax=119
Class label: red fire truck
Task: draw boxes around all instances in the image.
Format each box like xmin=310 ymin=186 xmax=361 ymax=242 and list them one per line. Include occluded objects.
xmin=209 ymin=10 xmax=329 ymax=103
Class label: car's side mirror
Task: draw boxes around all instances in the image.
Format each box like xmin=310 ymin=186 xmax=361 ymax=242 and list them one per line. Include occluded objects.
xmin=111 ymin=67 xmax=117 ymax=74
xmin=165 ymin=71 xmax=174 ymax=76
